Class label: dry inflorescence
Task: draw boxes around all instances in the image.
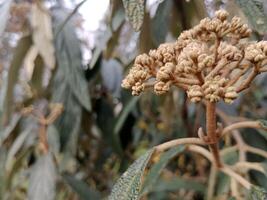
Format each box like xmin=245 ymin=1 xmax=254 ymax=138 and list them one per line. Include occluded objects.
xmin=122 ymin=10 xmax=267 ymax=104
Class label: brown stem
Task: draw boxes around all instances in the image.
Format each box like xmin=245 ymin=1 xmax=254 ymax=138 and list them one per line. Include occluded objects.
xmin=206 ymin=102 xmax=222 ymax=168
xmin=236 ymin=67 xmax=259 ymax=92
xmin=38 ymin=122 xmax=49 ymax=154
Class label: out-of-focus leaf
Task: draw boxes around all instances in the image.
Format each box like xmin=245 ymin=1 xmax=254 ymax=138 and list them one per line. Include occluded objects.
xmin=151 ymin=0 xmax=172 ymax=46
xmin=28 ymin=153 xmax=57 ymax=200
xmin=139 ymin=12 xmax=153 ymax=53
xmin=53 ymin=8 xmax=91 ymax=111
xmin=5 ymin=127 xmax=32 ymax=170
xmin=122 ymin=0 xmax=145 ymax=31
xmin=0 ymin=0 xmax=13 ymax=40
xmin=236 ymin=0 xmax=267 ymax=34
xmin=215 ymin=172 xmax=230 ymax=196
xmin=3 ymin=35 xmax=32 ymax=123
xmin=114 ymin=96 xmax=139 ymax=137
xmin=0 ymin=114 xmax=21 ymax=146
xmin=52 ymin=8 xmax=91 ymax=151
xmin=0 ymin=148 xmax=6 ymax=199
xmin=101 ymin=59 xmax=123 ymax=98
xmin=52 ymin=82 xmax=82 ymax=152
xmin=108 ymin=149 xmax=155 ymax=200
xmin=249 ymin=185 xmax=267 ymax=200
xmin=142 ymin=145 xmax=185 ymax=194
xmin=151 ymin=177 xmax=206 ymax=193
xmin=104 ymin=3 xmax=125 ymax=59
xmin=63 ymin=174 xmax=101 ymax=200
xmin=30 ymin=54 xmax=45 ymax=93
xmin=90 ymin=8 xmax=124 ymax=69
xmin=31 ymin=3 xmax=55 ymax=69
xmin=96 ymin=98 xmax=122 ymax=155
xmin=54 ymin=0 xmax=87 ymax=37
xmin=6 ymin=147 xmax=33 ymax=190
xmin=47 ymin=125 xmax=60 ymax=156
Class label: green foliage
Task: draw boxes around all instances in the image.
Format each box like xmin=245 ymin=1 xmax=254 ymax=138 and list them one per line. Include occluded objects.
xmin=108 ymin=149 xmax=154 ymax=200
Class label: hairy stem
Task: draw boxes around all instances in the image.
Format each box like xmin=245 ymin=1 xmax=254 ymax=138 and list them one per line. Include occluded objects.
xmin=206 ymin=102 xmax=222 ymax=167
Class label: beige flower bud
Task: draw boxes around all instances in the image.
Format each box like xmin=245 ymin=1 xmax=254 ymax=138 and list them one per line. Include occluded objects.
xmin=154 ymin=81 xmax=171 ymax=95
xmin=215 ymin=10 xmax=229 ymax=21
xmin=224 ymin=86 xmax=238 ymax=104
xmin=187 ymin=85 xmax=203 ymax=102
xmin=156 ymin=62 xmax=175 ymax=81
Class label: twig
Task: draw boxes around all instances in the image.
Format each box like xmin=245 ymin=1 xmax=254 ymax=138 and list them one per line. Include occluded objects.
xmin=187 ymin=145 xmax=213 ymax=162
xmin=221 ymin=121 xmax=264 ymax=138
xmin=236 ymin=67 xmax=259 ymax=92
xmin=231 ymin=178 xmax=242 ymax=199
xmin=244 ymin=145 xmax=267 ymax=159
xmin=155 ymin=138 xmax=205 ymax=152
xmin=221 ymin=166 xmax=251 ymax=189
xmin=207 ymin=164 xmax=217 ymax=200
xmin=233 ymin=161 xmax=265 ymax=174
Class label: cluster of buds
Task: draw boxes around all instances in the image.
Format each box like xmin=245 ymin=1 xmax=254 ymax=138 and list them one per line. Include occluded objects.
xmin=122 ymin=10 xmax=267 ymax=104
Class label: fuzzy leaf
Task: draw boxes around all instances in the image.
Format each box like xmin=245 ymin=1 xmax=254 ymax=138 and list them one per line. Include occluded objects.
xmin=235 ymin=0 xmax=267 ymax=34
xmin=28 ymin=153 xmax=57 ymax=200
xmin=122 ymin=0 xmax=145 ymax=31
xmin=142 ymin=145 xmax=185 ymax=194
xmin=249 ymin=185 xmax=267 ymax=200
xmin=108 ymin=149 xmax=155 ymax=200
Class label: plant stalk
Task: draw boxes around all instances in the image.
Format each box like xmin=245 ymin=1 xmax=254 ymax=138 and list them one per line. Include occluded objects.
xmin=206 ymin=102 xmax=222 ymax=168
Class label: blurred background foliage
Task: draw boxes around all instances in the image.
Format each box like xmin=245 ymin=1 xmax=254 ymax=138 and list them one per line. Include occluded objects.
xmin=0 ymin=0 xmax=267 ymax=199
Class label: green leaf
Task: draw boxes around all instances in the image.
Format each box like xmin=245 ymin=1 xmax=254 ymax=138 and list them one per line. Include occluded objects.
xmin=150 ymin=177 xmax=206 ymax=194
xmin=249 ymin=185 xmax=267 ymax=200
xmin=63 ymin=174 xmax=101 ymax=200
xmin=235 ymin=0 xmax=267 ymax=34
xmin=142 ymin=145 xmax=185 ymax=194
xmin=2 ymin=35 xmax=32 ymax=123
xmin=108 ymin=149 xmax=155 ymax=200
xmin=122 ymin=0 xmax=145 ymax=31
xmin=28 ymin=153 xmax=57 ymax=200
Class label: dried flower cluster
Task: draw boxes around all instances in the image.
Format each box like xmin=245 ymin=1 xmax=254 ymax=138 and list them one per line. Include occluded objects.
xmin=122 ymin=10 xmax=267 ymax=104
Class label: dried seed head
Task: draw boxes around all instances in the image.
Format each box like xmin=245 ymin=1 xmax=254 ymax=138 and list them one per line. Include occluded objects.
xmin=122 ymin=9 xmax=267 ymax=104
